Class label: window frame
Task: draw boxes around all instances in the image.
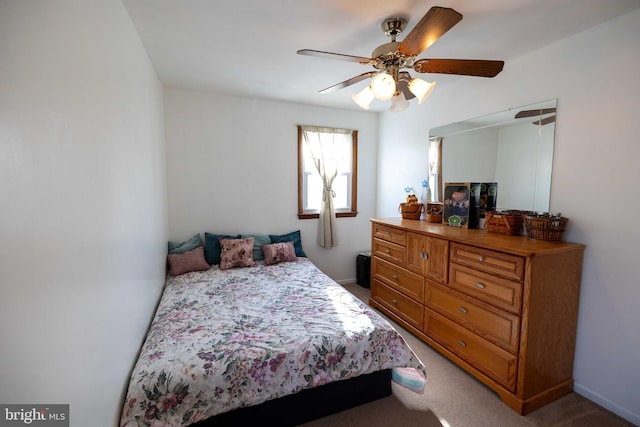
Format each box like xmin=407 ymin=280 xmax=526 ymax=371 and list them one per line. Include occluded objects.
xmin=297 ymin=125 xmax=358 ymax=219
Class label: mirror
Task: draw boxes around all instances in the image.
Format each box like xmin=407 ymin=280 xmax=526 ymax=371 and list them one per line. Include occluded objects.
xmin=428 ymin=99 xmax=556 ymax=213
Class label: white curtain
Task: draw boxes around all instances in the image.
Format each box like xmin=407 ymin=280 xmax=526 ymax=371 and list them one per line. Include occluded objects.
xmin=429 ymin=137 xmax=442 ymax=202
xmin=301 ymin=125 xmax=352 ymax=249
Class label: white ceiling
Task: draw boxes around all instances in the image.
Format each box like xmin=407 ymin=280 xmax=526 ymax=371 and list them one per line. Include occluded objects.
xmin=123 ymin=0 xmax=640 ymax=112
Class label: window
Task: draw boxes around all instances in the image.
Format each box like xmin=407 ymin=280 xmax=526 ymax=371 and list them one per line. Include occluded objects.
xmin=297 ymin=125 xmax=358 ymax=219
xmin=428 ymin=137 xmax=442 ymax=201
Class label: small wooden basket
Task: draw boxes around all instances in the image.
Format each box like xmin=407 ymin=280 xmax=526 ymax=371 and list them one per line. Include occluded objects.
xmin=524 ymin=215 xmax=569 ymax=241
xmin=399 ymin=203 xmax=423 ymax=220
xmin=484 ymin=210 xmax=525 ymax=235
xmin=426 ymin=202 xmax=443 ymax=223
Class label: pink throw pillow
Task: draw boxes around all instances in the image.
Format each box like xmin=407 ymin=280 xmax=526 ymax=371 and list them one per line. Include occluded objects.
xmin=262 ymin=241 xmax=297 ymax=265
xmin=167 ymin=246 xmax=209 ymax=276
xmin=219 ymin=237 xmax=255 ymax=270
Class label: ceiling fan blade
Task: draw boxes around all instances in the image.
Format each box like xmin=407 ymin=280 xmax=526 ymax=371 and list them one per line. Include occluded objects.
xmin=532 ymin=115 xmax=556 ymax=126
xmin=297 ymin=49 xmax=374 ymax=65
xmin=398 ymin=7 xmax=463 ymax=56
xmin=413 ymin=59 xmax=504 ymax=77
xmin=318 ymin=72 xmax=376 ymax=94
xmin=515 ymin=108 xmax=557 ymax=118
xmin=397 ymin=72 xmax=416 ymax=100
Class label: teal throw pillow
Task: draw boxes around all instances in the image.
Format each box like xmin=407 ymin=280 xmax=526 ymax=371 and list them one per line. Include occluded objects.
xmin=204 ymin=232 xmax=241 ymax=265
xmin=241 ymin=234 xmax=271 ymax=261
xmin=269 ymin=230 xmax=307 ymax=257
xmin=168 ymin=234 xmax=202 ymax=254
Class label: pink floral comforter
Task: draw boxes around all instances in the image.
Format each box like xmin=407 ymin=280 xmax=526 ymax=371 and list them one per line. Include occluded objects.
xmin=120 ymin=258 xmax=425 ymax=427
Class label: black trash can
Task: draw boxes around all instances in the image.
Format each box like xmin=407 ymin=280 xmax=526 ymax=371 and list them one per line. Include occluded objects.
xmin=356 ymin=251 xmax=371 ymax=288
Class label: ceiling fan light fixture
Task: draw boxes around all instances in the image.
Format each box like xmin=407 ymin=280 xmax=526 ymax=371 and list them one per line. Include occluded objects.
xmin=298 ymin=6 xmax=504 ymax=113
xmin=409 ymin=78 xmax=436 ymax=104
xmin=370 ymin=72 xmax=396 ymax=101
xmin=352 ymin=86 xmax=375 ymax=110
xmin=389 ymin=91 xmax=410 ymax=113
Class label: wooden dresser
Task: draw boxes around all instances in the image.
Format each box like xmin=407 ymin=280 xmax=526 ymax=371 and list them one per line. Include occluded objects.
xmin=369 ymin=218 xmax=584 ymax=415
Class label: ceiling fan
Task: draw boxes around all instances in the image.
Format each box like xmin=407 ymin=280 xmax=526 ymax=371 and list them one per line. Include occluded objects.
xmin=514 ymin=108 xmax=556 ymax=125
xmin=297 ymin=6 xmax=504 ymax=112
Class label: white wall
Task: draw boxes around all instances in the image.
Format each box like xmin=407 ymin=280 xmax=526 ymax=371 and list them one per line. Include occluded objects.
xmin=377 ymin=10 xmax=640 ymax=424
xmin=0 ymin=1 xmax=167 ymax=426
xmin=495 ymin=123 xmax=553 ymax=211
xmin=378 ymin=112 xmax=432 ymax=213
xmin=163 ymin=87 xmax=378 ymax=282
xmin=442 ymin=128 xmax=499 ymax=183
xmin=2 ymin=2 xmax=636 ymax=424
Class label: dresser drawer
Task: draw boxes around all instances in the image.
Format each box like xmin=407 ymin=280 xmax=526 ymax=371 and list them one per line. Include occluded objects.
xmin=372 ymin=258 xmax=424 ymax=302
xmin=372 ymin=280 xmax=423 ymax=330
xmin=373 ymin=224 xmax=406 ymax=246
xmin=372 ymin=238 xmax=406 ymax=265
xmin=424 ymin=308 xmax=517 ymax=391
xmin=425 ymin=283 xmax=520 ymax=353
xmin=449 ymin=263 xmax=523 ymax=314
xmin=450 ymin=242 xmax=525 ymax=281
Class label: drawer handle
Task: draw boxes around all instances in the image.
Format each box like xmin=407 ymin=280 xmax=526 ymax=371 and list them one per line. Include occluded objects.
xmin=478 ymin=255 xmax=485 ymax=262
xmin=458 ymin=307 xmax=468 ymax=314
xmin=392 ymin=274 xmax=398 ymax=280
xmin=475 ymin=282 xmax=485 ymax=289
xmin=457 ymin=339 xmax=467 ymax=347
xmin=421 ymin=251 xmax=429 ymax=260
xmin=385 ymin=249 xmax=391 ymax=255
xmin=392 ymin=299 xmax=398 ymax=305
xmin=385 ymin=232 xmax=390 ymax=237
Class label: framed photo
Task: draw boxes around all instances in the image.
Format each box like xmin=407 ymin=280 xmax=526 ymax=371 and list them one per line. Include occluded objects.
xmin=443 ymin=182 xmax=471 ymax=228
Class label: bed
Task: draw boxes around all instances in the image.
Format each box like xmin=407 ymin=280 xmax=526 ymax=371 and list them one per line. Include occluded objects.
xmin=120 ymin=236 xmax=426 ymax=427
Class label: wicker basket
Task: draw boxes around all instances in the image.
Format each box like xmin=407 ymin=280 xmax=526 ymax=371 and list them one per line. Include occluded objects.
xmin=524 ymin=215 xmax=569 ymax=241
xmin=398 ymin=203 xmax=423 ymax=220
xmin=426 ymin=202 xmax=443 ymax=223
xmin=484 ymin=210 xmax=526 ymax=235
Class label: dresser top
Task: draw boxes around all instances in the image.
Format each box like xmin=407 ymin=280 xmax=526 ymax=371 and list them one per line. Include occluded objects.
xmin=371 ymin=218 xmax=584 ymax=257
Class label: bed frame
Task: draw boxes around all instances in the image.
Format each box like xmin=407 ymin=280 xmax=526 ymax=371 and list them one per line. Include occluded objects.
xmin=193 ymin=369 xmax=392 ymax=427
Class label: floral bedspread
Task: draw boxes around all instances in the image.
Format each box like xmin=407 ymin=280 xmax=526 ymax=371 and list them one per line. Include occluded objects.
xmin=120 ymin=258 xmax=425 ymax=427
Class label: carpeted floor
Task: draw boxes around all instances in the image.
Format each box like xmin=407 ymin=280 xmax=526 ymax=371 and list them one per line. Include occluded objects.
xmin=299 ymin=283 xmax=635 ymax=427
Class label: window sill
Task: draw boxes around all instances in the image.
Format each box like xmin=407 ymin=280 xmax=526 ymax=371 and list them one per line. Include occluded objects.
xmin=298 ymin=211 xmax=358 ymax=220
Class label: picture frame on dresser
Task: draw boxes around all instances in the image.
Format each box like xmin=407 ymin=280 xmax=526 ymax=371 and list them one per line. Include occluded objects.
xmin=443 ymin=182 xmax=472 ymax=228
